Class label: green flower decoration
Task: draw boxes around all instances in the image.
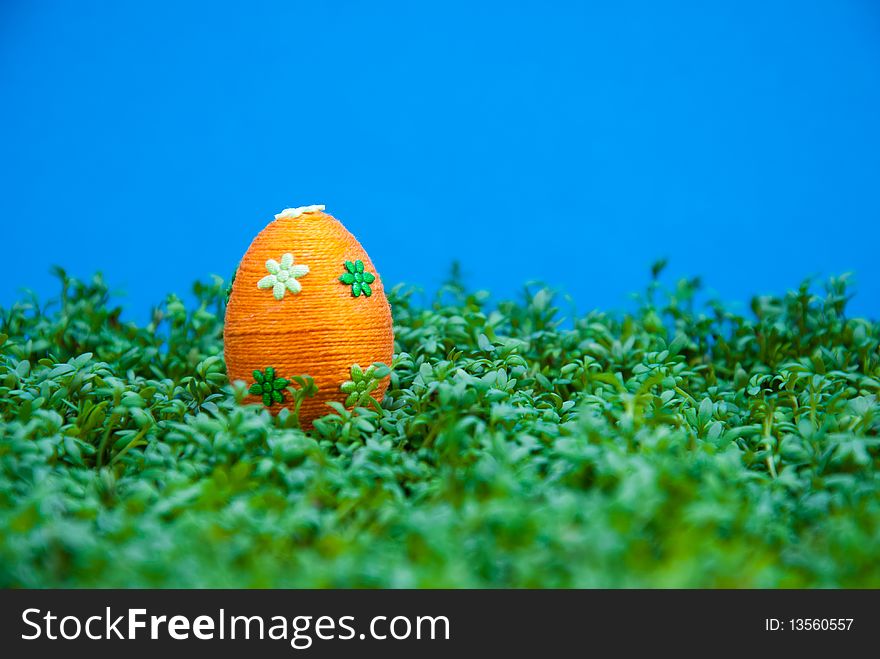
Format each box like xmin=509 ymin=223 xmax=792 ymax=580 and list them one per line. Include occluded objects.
xmin=258 ymin=253 xmax=310 ymax=300
xmin=339 ymin=260 xmax=376 ymax=297
xmin=249 ymin=367 xmax=289 ymax=407
xmin=340 ymin=364 xmax=380 ymax=407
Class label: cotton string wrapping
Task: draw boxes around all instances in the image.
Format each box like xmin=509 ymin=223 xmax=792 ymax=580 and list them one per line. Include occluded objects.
xmin=224 ymin=206 xmax=394 ymax=427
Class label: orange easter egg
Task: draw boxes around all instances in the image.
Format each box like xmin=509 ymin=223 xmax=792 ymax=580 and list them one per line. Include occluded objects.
xmin=223 ymin=204 xmax=393 ymax=427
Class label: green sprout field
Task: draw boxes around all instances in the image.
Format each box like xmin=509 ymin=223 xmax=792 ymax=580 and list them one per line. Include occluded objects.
xmin=1 ymin=267 xmax=878 ymax=588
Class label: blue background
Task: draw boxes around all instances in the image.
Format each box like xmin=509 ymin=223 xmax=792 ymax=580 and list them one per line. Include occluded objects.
xmin=2 ymin=0 xmax=879 ymax=319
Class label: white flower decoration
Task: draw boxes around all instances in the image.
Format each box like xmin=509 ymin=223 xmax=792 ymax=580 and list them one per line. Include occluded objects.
xmin=274 ymin=205 xmax=325 ymax=221
xmin=257 ymin=253 xmax=309 ymax=300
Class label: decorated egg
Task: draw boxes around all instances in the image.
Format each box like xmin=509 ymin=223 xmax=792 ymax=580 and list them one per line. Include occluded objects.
xmin=223 ymin=204 xmax=394 ymax=427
